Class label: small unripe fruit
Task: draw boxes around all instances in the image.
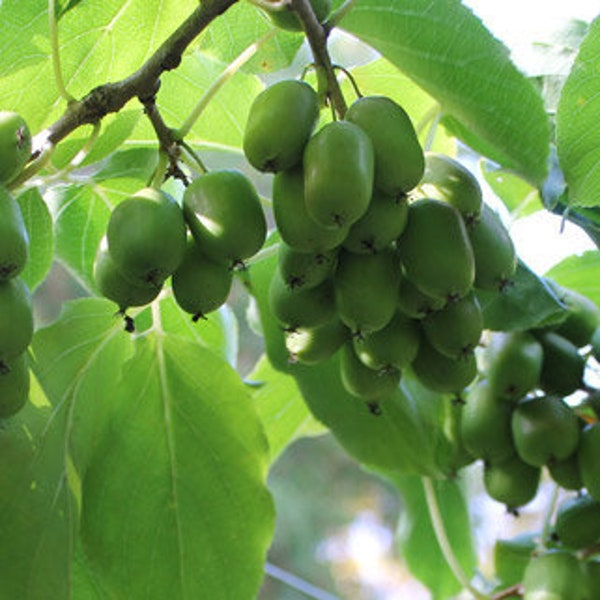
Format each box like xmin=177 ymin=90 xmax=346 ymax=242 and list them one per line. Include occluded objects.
xmin=397 ymin=273 xmax=445 ymax=319
xmin=536 ymin=331 xmax=585 ymax=396
xmin=0 ymin=186 xmax=29 ymax=280
xmin=285 ymin=318 xmax=349 ymax=365
xmin=522 ymin=550 xmax=586 ymax=600
xmin=277 ymin=243 xmax=336 ymax=291
xmin=264 ymin=0 xmax=331 ymax=31
xmin=548 ymin=454 xmax=583 ymax=491
xmin=554 ymin=494 xmax=600 ymax=550
xmin=0 ymin=352 xmax=30 ymax=419
xmin=484 ymin=454 xmax=540 ymax=510
xmin=578 ymin=423 xmax=600 ymax=502
xmin=0 ymin=111 xmax=31 ymax=184
xmin=0 ymin=278 xmax=33 ymax=366
xmin=552 ymin=285 xmax=600 ymax=348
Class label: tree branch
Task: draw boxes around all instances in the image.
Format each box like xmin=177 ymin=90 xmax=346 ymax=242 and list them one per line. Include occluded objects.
xmin=41 ymin=0 xmax=239 ymax=148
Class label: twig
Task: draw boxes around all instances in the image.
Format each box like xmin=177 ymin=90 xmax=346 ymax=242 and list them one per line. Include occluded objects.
xmin=491 ymin=583 xmax=523 ymax=599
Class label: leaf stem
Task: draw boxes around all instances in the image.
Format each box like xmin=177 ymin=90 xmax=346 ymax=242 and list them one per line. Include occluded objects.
xmin=48 ymin=0 xmax=75 ymax=103
xmin=176 ymin=28 xmax=278 ymax=140
xmin=538 ymin=482 xmax=560 ymax=551
xmin=264 ymin=562 xmax=341 ymax=600
xmin=423 ymin=477 xmax=489 ymax=600
xmin=327 ymin=0 xmax=359 ymax=27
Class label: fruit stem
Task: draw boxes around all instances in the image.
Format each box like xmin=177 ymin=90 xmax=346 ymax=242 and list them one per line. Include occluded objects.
xmin=291 ymin=0 xmax=347 ymax=119
xmin=423 ymin=477 xmax=490 ymax=600
xmin=149 ymin=151 xmax=170 ymax=189
xmin=48 ymin=0 xmax=76 ymax=103
xmin=175 ymin=28 xmax=278 ymax=140
xmin=327 ymin=0 xmax=359 ymax=27
xmin=538 ymin=482 xmax=560 ymax=551
xmin=69 ymin=121 xmax=102 ymax=168
xmin=7 ymin=143 xmax=55 ymax=190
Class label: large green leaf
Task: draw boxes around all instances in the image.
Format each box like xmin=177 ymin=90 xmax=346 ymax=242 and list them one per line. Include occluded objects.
xmin=556 ymin=17 xmax=600 ymax=207
xmin=545 ymin=251 xmax=600 ymax=307
xmin=392 ymin=474 xmax=477 ymax=600
xmin=340 ymin=0 xmax=550 ymax=184
xmin=79 ymin=314 xmax=274 ymax=600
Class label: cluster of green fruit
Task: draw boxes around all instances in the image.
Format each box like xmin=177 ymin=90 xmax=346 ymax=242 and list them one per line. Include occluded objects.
xmin=0 ymin=111 xmax=33 ymax=419
xmin=244 ymin=78 xmax=517 ymax=404
xmin=460 ymin=284 xmax=600 ymax=512
xmin=494 ymin=493 xmax=600 ymax=599
xmin=94 ymin=170 xmax=266 ymax=330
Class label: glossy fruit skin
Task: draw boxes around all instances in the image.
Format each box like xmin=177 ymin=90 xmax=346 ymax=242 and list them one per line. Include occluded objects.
xmin=285 ymin=318 xmax=349 ymax=365
xmin=554 ymin=494 xmax=600 ymax=550
xmin=342 ymin=191 xmax=409 ymax=254
xmin=548 ymin=453 xmax=583 ymax=491
xmin=333 ymin=249 xmax=400 ymax=334
xmin=93 ymin=238 xmax=162 ymax=310
xmin=536 ymin=331 xmax=585 ymax=396
xmin=421 ymin=152 xmax=482 ymax=221
xmin=550 ymin=284 xmax=600 ymax=348
xmin=345 ymin=96 xmax=424 ymax=196
xmin=486 ymin=331 xmax=543 ymax=402
xmin=265 ymin=0 xmax=331 ymax=31
xmin=277 ymin=243 xmax=336 ymax=291
xmin=0 ymin=352 xmax=30 ymax=419
xmin=511 ymin=395 xmax=580 ymax=467
xmin=184 ymin=170 xmax=266 ymax=264
xmin=0 ymin=111 xmax=31 ymax=184
xmin=303 ymin=121 xmax=374 ymax=229
xmin=397 ymin=273 xmax=446 ymax=319
xmin=483 ymin=454 xmax=540 ymax=510
xmin=269 ymin=271 xmax=335 ymax=329
xmin=522 ymin=550 xmax=586 ymax=600
xmin=461 ymin=379 xmax=515 ymax=463
xmin=422 ymin=292 xmax=483 ymax=358
xmin=0 ymin=278 xmax=33 ymax=365
xmin=272 ymin=167 xmax=349 ymax=253
xmin=467 ymin=203 xmax=517 ymax=292
xmin=107 ymin=187 xmax=186 ymax=287
xmin=578 ymin=423 xmax=600 ymax=502
xmin=340 ymin=344 xmax=401 ymax=400
xmin=244 ymin=80 xmax=319 ymax=172
xmin=353 ymin=311 xmax=420 ymax=370
xmin=397 ymin=199 xmax=475 ymax=301
xmin=411 ymin=338 xmax=477 ymax=394
xmin=0 ymin=186 xmax=28 ymax=280
xmin=172 ymin=238 xmax=233 ymax=319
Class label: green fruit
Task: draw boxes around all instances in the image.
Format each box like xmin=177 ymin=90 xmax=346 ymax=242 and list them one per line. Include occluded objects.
xmin=265 ymin=0 xmax=331 ymax=31
xmin=522 ymin=550 xmax=586 ymax=600
xmin=397 ymin=273 xmax=446 ymax=319
xmin=553 ymin=286 xmax=600 ymax=348
xmin=436 ymin=399 xmax=476 ymax=476
xmin=107 ymin=187 xmax=186 ymax=287
xmin=93 ymin=237 xmax=162 ymax=311
xmin=0 ymin=352 xmax=30 ymax=419
xmin=272 ymin=167 xmax=349 ymax=253
xmin=333 ymin=249 xmax=400 ymax=334
xmin=578 ymin=423 xmax=600 ymax=502
xmin=411 ymin=338 xmax=477 ymax=394
xmin=422 ymin=292 xmax=483 ymax=358
xmin=461 ymin=379 xmax=515 ymax=463
xmin=269 ymin=271 xmax=335 ymax=329
xmin=243 ymin=80 xmax=319 ymax=172
xmin=277 ymin=242 xmax=336 ymax=291
xmin=340 ymin=344 xmax=401 ymax=400
xmin=536 ymin=331 xmax=585 ymax=396
xmin=345 ymin=96 xmax=424 ymax=196
xmin=397 ymin=199 xmax=475 ymax=301
xmin=285 ymin=318 xmax=349 ymax=365
xmin=554 ymin=494 xmax=600 ymax=549
xmin=304 ymin=120 xmax=374 ymax=229
xmin=0 ymin=186 xmax=28 ymax=280
xmin=0 ymin=111 xmax=31 ymax=184
xmin=483 ymin=454 xmax=540 ymax=510
xmin=467 ymin=203 xmax=517 ymax=292
xmin=486 ymin=331 xmax=543 ymax=402
xmin=582 ymin=559 xmax=600 ymax=600
xmin=421 ymin=152 xmax=482 ymax=221
xmin=342 ymin=191 xmax=409 ymax=254
xmin=591 ymin=326 xmax=600 ymax=362
xmin=0 ymin=278 xmax=33 ymax=366
xmin=494 ymin=533 xmax=538 ymax=588
xmin=184 ymin=170 xmax=266 ymax=264
xmin=511 ymin=395 xmax=580 ymax=467
xmin=548 ymin=454 xmax=583 ymax=491
xmin=353 ymin=311 xmax=420 ymax=371
xmin=172 ymin=238 xmax=233 ymax=320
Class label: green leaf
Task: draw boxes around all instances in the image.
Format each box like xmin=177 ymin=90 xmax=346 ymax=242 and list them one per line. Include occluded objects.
xmin=340 ymin=0 xmax=550 ymax=184
xmin=481 ymin=162 xmax=543 ymax=219
xmin=391 ymin=474 xmax=477 ymax=600
xmin=476 ymin=260 xmax=566 ymax=330
xmin=247 ymin=355 xmax=325 ymax=463
xmin=79 ymin=324 xmax=274 ymax=600
xmin=545 ymin=251 xmax=600 ymax=307
xmin=556 ymin=17 xmax=600 ymax=207
xmin=16 ymin=187 xmax=54 ymax=292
